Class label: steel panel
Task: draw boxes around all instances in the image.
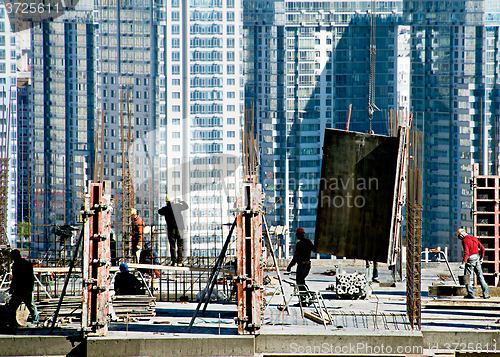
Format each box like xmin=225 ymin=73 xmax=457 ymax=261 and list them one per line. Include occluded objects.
xmin=314 ymin=129 xmax=403 ymax=263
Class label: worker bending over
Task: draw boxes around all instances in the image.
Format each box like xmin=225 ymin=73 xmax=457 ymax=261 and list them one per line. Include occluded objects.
xmin=457 ymin=229 xmax=489 ymax=299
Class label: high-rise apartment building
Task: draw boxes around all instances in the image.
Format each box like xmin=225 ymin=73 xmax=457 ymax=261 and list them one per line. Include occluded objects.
xmin=244 ymin=0 xmax=402 ymax=255
xmin=0 ymin=6 xmax=19 ymax=247
xmin=404 ymin=0 xmax=500 ymax=261
xmin=156 ymin=0 xmax=244 ymax=258
xmin=30 ymin=2 xmax=96 ymax=259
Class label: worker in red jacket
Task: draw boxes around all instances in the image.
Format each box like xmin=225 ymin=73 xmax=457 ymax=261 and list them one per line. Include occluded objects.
xmin=130 ymin=208 xmax=144 ymax=263
xmin=457 ymin=229 xmax=489 ymax=299
xmin=287 ymin=227 xmax=314 ymax=306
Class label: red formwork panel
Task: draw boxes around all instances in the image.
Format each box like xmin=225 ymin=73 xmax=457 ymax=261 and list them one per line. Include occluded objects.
xmin=472 ymin=165 xmax=499 ymax=287
xmin=82 ymin=181 xmax=112 ymax=336
xmin=236 ymin=176 xmax=263 ymax=335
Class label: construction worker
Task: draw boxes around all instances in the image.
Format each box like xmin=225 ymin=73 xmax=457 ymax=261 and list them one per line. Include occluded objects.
xmin=114 ymin=263 xmax=144 ymax=295
xmin=130 ymin=208 xmax=145 ymax=263
xmin=287 ymin=227 xmax=314 ymax=306
xmin=158 ymin=196 xmax=189 ymax=266
xmin=365 ymin=260 xmax=380 ymax=283
xmin=3 ymin=249 xmax=39 ymax=327
xmin=457 ymin=229 xmax=489 ymax=299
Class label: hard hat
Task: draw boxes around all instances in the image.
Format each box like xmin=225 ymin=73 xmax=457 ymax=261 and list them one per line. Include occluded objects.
xmin=119 ymin=262 xmax=129 ymax=272
xmin=165 ymin=195 xmax=170 ymax=202
xmin=295 ymin=227 xmax=306 ymax=234
xmin=130 ymin=208 xmax=137 ymax=215
xmin=457 ymin=229 xmax=467 ymax=239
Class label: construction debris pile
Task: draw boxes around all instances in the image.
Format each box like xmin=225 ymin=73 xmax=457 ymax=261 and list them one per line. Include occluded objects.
xmin=336 ymin=272 xmax=368 ymax=299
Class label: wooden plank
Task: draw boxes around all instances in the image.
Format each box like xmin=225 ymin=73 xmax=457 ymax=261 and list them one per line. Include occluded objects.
xmin=304 ymin=311 xmax=331 ymax=325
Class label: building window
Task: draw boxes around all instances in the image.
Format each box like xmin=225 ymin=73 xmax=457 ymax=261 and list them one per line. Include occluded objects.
xmin=172 ymin=79 xmax=180 ymax=85
xmin=227 ymin=65 xmax=235 ymax=74
xmin=227 ymin=0 xmax=234 ymax=8
xmin=227 ymin=12 xmax=234 ymax=21
xmin=227 ymin=78 xmax=235 ymax=85
xmin=172 ymin=11 xmax=179 ymax=21
xmin=172 ymin=171 xmax=180 ymax=178
xmin=227 ymin=105 xmax=235 ymax=111
xmin=227 ymin=52 xmax=235 ymax=61
xmin=172 ymin=65 xmax=180 ymax=74
xmin=172 ymin=52 xmax=180 ymax=61
xmin=173 ymin=145 xmax=180 ymax=151
xmin=172 ymin=105 xmax=180 ymax=112
xmin=172 ymin=92 xmax=180 ymax=98
xmin=172 ymin=25 xmax=180 ymax=34
xmin=172 ymin=38 xmax=180 ymax=48
xmin=227 ymin=118 xmax=235 ymax=124
xmin=227 ymin=92 xmax=235 ymax=98
xmin=172 ymin=184 xmax=180 ymax=191
xmin=171 ymin=0 xmax=179 ymax=7
xmin=227 ymin=144 xmax=235 ymax=151
xmin=173 ymin=118 xmax=180 ymax=125
xmin=227 ymin=131 xmax=235 ymax=137
xmin=227 ymin=38 xmax=234 ymax=48
xmin=172 ymin=132 xmax=180 ymax=138
xmin=227 ymin=25 xmax=234 ymax=35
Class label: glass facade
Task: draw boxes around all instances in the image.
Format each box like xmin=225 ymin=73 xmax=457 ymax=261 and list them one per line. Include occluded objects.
xmin=405 ymin=0 xmax=500 ymax=261
xmin=30 ymin=3 xmax=96 ymax=258
xmin=244 ymin=0 xmax=402 ymax=256
xmin=29 ymin=0 xmax=244 ymax=260
xmin=97 ymin=0 xmax=159 ymax=256
xmin=0 ymin=4 xmax=17 ymax=246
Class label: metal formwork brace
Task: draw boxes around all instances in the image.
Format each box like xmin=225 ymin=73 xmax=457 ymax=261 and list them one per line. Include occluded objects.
xmin=82 ymin=181 xmax=112 ymax=336
xmin=236 ymin=176 xmax=264 ymax=334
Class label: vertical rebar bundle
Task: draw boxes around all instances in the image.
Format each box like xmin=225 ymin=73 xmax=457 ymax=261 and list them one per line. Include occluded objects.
xmin=243 ymin=105 xmax=259 ymax=177
xmin=0 ymin=158 xmax=8 ymax=246
xmin=406 ymin=126 xmax=422 ymax=330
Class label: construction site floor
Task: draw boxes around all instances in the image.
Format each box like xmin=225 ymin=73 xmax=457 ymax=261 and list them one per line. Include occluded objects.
xmin=1 ymin=260 xmax=500 ymax=356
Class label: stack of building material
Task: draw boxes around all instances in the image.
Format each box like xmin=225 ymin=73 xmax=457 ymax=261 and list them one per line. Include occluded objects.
xmin=336 ymin=272 xmax=368 ymax=299
xmin=37 ymin=296 xmax=82 ymax=325
xmin=111 ymin=295 xmax=156 ymax=319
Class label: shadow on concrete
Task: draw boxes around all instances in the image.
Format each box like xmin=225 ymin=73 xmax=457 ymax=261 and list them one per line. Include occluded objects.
xmin=156 ymin=306 xmax=236 ymax=319
xmin=423 ymin=309 xmax=500 ymax=318
xmin=108 ymin=322 xmax=238 ymax=335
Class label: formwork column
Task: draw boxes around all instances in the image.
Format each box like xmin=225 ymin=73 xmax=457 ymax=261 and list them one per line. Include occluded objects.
xmin=472 ymin=164 xmax=498 ymax=287
xmin=82 ymin=181 xmax=112 ymax=336
xmin=236 ymin=176 xmax=263 ymax=335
